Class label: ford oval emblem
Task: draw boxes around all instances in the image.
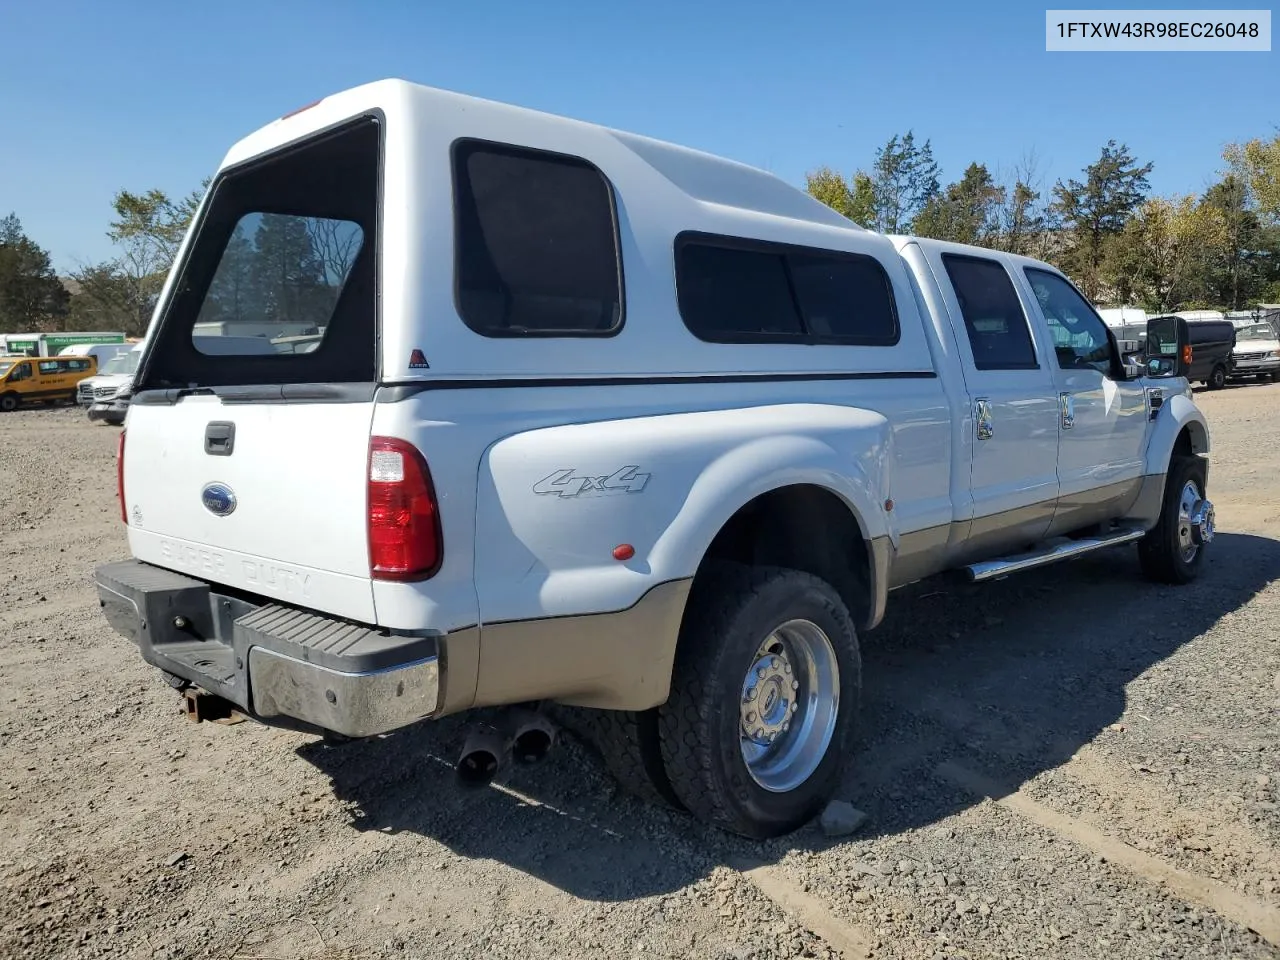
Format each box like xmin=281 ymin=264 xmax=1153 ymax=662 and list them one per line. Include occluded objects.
xmin=201 ymin=482 xmax=237 ymax=517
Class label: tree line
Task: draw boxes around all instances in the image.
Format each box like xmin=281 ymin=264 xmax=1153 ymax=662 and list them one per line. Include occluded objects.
xmin=1 ymin=131 xmax=1277 ymax=335
xmin=0 ymin=180 xmax=358 ymax=336
xmin=806 ymin=131 xmax=1280 ymax=312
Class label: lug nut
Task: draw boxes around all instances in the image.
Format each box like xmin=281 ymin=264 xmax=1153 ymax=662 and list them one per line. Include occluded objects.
xmin=757 ymin=667 xmax=767 ymax=679
xmin=768 ymin=732 xmax=777 ymax=742
xmin=770 ymin=657 xmax=780 ymax=668
xmin=784 ymin=662 xmax=792 ymax=674
xmin=791 ymin=680 xmax=800 ymax=690
xmin=790 ymin=702 xmax=798 ymax=713
xmin=746 ymin=686 xmax=757 ymax=700
xmin=746 ymin=711 xmax=756 ymax=723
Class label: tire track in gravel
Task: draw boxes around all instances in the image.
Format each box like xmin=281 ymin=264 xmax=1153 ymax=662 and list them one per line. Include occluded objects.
xmin=935 ymin=759 xmax=1280 ymax=947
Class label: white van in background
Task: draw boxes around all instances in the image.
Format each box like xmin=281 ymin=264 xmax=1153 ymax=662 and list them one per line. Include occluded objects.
xmin=84 ymin=336 xmax=279 ymax=424
xmin=60 ymin=342 xmax=135 ymax=367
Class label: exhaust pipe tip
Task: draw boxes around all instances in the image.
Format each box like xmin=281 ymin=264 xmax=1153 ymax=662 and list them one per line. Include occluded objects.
xmin=510 ymin=710 xmax=557 ymax=766
xmin=456 ymin=728 xmax=507 ymax=788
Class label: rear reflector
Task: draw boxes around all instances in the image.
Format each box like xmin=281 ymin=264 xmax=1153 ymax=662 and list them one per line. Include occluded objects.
xmin=367 ymin=436 xmax=442 ymax=581
xmin=117 ymin=430 xmax=127 ymax=524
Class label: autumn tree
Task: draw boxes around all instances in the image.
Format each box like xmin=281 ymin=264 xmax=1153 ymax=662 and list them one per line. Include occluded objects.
xmin=1225 ymin=132 xmax=1280 ymax=223
xmin=805 ymin=167 xmax=876 ymax=227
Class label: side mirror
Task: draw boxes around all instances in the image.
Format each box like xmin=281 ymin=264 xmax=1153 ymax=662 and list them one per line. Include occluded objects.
xmin=1144 ymin=315 xmax=1190 ymax=378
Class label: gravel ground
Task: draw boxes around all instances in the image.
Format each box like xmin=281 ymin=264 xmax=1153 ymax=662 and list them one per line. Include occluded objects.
xmin=1 ymin=385 xmax=1277 ymax=960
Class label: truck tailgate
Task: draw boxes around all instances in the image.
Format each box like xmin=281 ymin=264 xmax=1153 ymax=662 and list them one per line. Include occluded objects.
xmin=123 ymin=396 xmax=378 ymax=623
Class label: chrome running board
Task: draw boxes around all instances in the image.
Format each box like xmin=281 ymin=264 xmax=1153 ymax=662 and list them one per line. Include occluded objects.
xmin=965 ymin=528 xmax=1147 ymax=582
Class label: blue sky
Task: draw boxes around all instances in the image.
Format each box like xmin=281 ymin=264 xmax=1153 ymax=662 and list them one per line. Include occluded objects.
xmin=1 ymin=0 xmax=1274 ymax=273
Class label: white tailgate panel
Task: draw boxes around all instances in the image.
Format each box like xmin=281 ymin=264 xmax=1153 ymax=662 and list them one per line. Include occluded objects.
xmin=123 ymin=396 xmax=376 ymax=621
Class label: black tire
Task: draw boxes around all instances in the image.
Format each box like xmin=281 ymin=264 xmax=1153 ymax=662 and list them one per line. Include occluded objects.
xmin=1207 ymin=365 xmax=1227 ymax=390
xmin=0 ymin=393 xmax=18 ymax=412
xmin=1138 ymin=455 xmax=1210 ymax=585
xmin=658 ymin=564 xmax=860 ymax=839
xmin=567 ymin=706 xmax=684 ymax=809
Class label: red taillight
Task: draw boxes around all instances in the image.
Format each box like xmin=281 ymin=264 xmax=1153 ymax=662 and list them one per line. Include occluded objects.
xmin=367 ymin=437 xmax=442 ymax=581
xmin=117 ymin=430 xmax=127 ymax=524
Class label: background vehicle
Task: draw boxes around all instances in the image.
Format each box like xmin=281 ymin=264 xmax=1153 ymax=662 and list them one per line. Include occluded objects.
xmin=1179 ymin=319 xmax=1237 ymax=389
xmin=59 ymin=342 xmax=134 ymax=367
xmin=79 ymin=345 xmax=143 ymax=410
xmin=1226 ymin=321 xmax=1280 ymax=382
xmin=93 ymin=80 xmax=1213 ymax=839
xmin=0 ymin=355 xmax=97 ymax=410
xmin=85 ymin=336 xmax=277 ymax=423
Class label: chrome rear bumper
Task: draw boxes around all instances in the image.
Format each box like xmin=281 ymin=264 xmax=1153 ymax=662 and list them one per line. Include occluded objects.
xmin=93 ymin=559 xmax=440 ymax=737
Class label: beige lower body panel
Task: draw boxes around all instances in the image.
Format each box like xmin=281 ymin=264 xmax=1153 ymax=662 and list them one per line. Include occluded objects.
xmin=888 ymin=476 xmax=1152 ymax=590
xmin=436 ymin=578 xmax=693 ymax=716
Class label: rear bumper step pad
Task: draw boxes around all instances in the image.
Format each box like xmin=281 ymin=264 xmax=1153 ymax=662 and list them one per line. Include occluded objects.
xmin=94 ymin=559 xmax=439 ymax=737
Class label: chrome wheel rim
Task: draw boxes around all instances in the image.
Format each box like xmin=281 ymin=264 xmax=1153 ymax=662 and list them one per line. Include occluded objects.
xmin=1176 ymin=479 xmax=1214 ymax=561
xmin=739 ymin=619 xmax=839 ymax=793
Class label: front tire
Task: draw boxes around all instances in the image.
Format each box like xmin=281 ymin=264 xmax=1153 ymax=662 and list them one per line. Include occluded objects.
xmin=1138 ymin=456 xmax=1213 ymax=584
xmin=658 ymin=564 xmax=860 ymax=839
xmin=1207 ymin=365 xmax=1227 ymax=390
xmin=0 ymin=393 xmax=18 ymax=412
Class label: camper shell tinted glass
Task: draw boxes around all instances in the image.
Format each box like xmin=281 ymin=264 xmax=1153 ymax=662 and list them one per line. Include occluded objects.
xmin=674 ymin=232 xmax=900 ymax=345
xmin=452 ymin=139 xmax=623 ymax=338
xmin=138 ymin=116 xmax=381 ymax=391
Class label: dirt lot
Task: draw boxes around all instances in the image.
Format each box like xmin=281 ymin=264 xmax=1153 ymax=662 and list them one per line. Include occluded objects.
xmin=1 ymin=386 xmax=1278 ymax=960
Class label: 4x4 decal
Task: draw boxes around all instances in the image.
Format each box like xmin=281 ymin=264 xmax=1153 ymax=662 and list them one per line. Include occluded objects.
xmin=533 ymin=466 xmax=651 ymax=499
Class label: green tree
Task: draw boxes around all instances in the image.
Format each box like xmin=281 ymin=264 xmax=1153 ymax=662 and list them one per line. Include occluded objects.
xmin=849 ymin=172 xmax=876 ymax=228
xmin=246 ymin=214 xmax=331 ymax=330
xmin=804 ymin=167 xmax=877 ymax=228
xmin=199 ymin=224 xmax=256 ymax=325
xmin=805 ymin=166 xmax=855 ymax=219
xmin=1051 ymin=141 xmax=1153 ymax=299
xmin=66 ymin=263 xmax=137 ymax=331
xmin=1225 ymin=133 xmax=1280 ymax=222
xmin=0 ymin=214 xmax=70 ymax=333
xmin=93 ymin=180 xmax=208 ymax=335
xmin=871 ymin=131 xmax=940 ymax=233
xmin=913 ymin=162 xmax=1005 ymax=245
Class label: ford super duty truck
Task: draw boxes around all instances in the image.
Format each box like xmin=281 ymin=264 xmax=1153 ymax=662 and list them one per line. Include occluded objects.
xmin=94 ymin=80 xmax=1214 ymax=839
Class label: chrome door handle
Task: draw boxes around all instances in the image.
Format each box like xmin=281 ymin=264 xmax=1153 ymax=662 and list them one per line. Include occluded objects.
xmin=1060 ymin=392 xmax=1075 ymax=430
xmin=976 ymin=398 xmax=993 ymax=440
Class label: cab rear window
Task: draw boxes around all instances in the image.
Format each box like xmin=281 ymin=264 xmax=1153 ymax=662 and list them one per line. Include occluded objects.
xmin=140 ymin=117 xmax=380 ymax=389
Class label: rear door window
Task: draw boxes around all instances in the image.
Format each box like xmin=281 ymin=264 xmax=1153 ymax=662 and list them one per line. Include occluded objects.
xmin=140 ymin=117 xmax=380 ymax=390
xmin=942 ymin=254 xmax=1038 ymax=370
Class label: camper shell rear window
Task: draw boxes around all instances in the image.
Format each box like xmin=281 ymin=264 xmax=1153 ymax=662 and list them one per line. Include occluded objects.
xmin=138 ymin=116 xmax=381 ymax=391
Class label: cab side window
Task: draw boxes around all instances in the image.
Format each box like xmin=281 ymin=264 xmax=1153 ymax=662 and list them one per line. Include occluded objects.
xmin=1024 ymin=268 xmax=1115 ymax=375
xmin=10 ymin=363 xmax=31 ymax=381
xmin=941 ymin=254 xmax=1038 ymax=370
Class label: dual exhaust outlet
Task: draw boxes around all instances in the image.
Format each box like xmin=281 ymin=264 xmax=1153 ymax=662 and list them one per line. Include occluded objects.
xmin=456 ymin=706 xmax=557 ymax=788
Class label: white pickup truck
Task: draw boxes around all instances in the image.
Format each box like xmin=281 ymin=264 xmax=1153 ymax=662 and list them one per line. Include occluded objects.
xmin=94 ymin=80 xmax=1214 ymax=839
